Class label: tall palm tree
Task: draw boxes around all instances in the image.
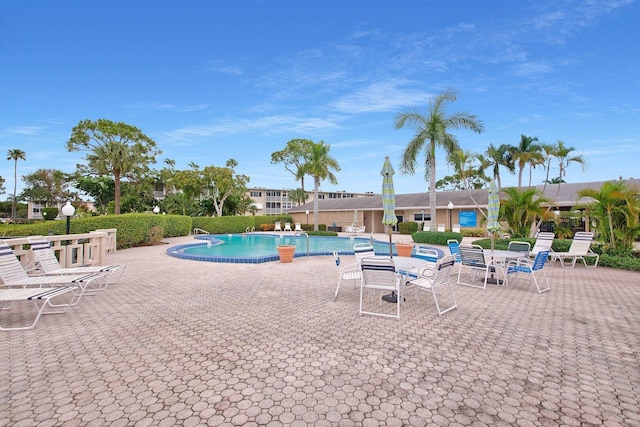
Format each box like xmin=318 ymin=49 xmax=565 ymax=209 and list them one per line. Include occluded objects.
xmin=480 ymin=143 xmax=514 ymax=191
xmin=7 ymin=149 xmax=26 ymax=219
xmin=395 ymin=88 xmax=483 ymax=231
xmin=556 ymin=140 xmax=586 ymax=182
xmin=510 ymin=135 xmax=542 ymax=188
xmin=300 ymin=141 xmax=340 ymax=231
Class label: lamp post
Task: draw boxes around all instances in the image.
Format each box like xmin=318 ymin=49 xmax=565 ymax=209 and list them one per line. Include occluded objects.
xmin=306 ymin=210 xmax=309 ymax=229
xmin=61 ymin=201 xmax=75 ymax=236
xmin=447 ymin=201 xmax=454 ymax=231
xmin=153 ymin=205 xmax=160 ymax=214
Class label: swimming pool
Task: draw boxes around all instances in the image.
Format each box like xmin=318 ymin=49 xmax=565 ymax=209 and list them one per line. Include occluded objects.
xmin=166 ymin=234 xmax=396 ymax=264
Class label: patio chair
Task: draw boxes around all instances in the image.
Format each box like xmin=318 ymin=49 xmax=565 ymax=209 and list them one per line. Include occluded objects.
xmin=294 ymin=223 xmax=303 ymax=232
xmin=437 ymin=224 xmax=446 ymax=232
xmin=550 ymin=231 xmax=599 ymax=268
xmin=452 ymin=224 xmax=461 ymax=233
xmin=506 ymin=250 xmax=551 ymax=293
xmin=27 ymin=236 xmax=126 ymax=287
xmin=447 ymin=239 xmax=461 ymax=263
xmin=332 ymin=251 xmax=362 ymax=301
xmin=284 ymin=222 xmax=292 ymax=231
xmin=359 ymin=257 xmax=401 ymax=320
xmin=353 ymin=242 xmax=375 ymax=266
xmin=0 ymin=240 xmax=105 ymax=306
xmin=457 ymin=245 xmax=506 ymax=289
xmin=400 ymin=246 xmax=439 ymax=280
xmin=506 ymin=241 xmax=531 ymax=264
xmin=274 ymin=222 xmax=282 ymax=232
xmin=530 ymin=232 xmax=555 ymax=257
xmin=405 ymin=256 xmax=457 ymax=315
xmin=1 ymin=286 xmax=77 ymax=331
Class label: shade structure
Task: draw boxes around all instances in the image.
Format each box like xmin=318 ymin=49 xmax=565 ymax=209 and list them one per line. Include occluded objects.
xmin=487 ymin=179 xmax=501 ymax=250
xmin=381 ymin=156 xmax=398 ymax=256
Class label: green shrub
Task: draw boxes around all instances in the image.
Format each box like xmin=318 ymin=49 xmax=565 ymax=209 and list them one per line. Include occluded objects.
xmin=412 ymin=231 xmax=463 ymax=246
xmin=42 ymin=207 xmax=58 ymax=221
xmin=399 ymin=221 xmax=418 ymax=234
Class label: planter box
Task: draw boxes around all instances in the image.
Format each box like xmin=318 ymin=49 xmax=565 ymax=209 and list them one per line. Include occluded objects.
xmin=328 ymin=226 xmax=342 ymax=232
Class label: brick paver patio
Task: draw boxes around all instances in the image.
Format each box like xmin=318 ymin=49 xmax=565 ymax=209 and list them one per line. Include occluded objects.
xmin=1 ymin=235 xmax=639 ymax=426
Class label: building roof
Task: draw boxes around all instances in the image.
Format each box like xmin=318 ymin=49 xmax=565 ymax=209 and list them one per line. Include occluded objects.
xmin=288 ymin=179 xmax=640 ymax=213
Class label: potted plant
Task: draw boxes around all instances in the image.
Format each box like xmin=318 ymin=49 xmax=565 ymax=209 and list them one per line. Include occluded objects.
xmin=277 ymin=245 xmax=296 ymax=263
xmin=395 ymin=242 xmax=414 ymax=257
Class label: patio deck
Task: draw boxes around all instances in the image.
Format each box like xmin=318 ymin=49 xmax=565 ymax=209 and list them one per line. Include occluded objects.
xmin=1 ymin=234 xmax=639 ymax=426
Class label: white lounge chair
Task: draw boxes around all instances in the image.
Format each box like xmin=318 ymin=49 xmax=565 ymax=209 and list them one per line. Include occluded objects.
xmin=1 ymin=286 xmax=77 ymax=331
xmin=274 ymin=222 xmax=282 ymax=231
xmin=531 ymin=232 xmax=555 ymax=257
xmin=550 ymin=231 xmax=599 ymax=268
xmin=452 ymin=224 xmax=461 ymax=233
xmin=0 ymin=240 xmax=105 ymax=306
xmin=437 ymin=224 xmax=446 ymax=232
xmin=28 ymin=236 xmax=126 ymax=287
xmin=284 ymin=222 xmax=292 ymax=231
xmin=294 ymin=223 xmax=303 ymax=232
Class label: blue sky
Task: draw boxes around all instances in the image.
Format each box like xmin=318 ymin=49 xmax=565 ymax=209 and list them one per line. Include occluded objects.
xmin=1 ymin=0 xmax=639 ymax=199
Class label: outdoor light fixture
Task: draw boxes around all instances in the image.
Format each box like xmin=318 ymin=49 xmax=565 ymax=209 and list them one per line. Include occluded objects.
xmin=447 ymin=201 xmax=454 ymax=231
xmin=61 ymin=201 xmax=75 ymax=235
xmin=306 ymin=209 xmax=309 ymax=228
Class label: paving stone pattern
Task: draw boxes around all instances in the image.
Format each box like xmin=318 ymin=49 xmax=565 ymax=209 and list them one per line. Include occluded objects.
xmin=1 ymin=236 xmax=639 ymax=426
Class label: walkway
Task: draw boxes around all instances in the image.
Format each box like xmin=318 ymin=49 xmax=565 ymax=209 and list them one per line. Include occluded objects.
xmin=1 ymin=235 xmax=639 ymax=426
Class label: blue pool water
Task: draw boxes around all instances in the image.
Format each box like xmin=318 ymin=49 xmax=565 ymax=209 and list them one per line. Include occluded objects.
xmin=166 ymin=234 xmax=397 ymax=264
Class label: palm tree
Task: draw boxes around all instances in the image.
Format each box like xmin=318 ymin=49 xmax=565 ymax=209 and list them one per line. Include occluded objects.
xmin=509 ymin=135 xmax=542 ymax=188
xmin=479 ymin=143 xmax=514 ymax=191
xmin=7 ymin=149 xmax=26 ymax=219
xmin=500 ymin=187 xmax=549 ymax=238
xmin=395 ymin=88 xmax=483 ymax=231
xmin=556 ymin=140 xmax=586 ymax=182
xmin=300 ymin=141 xmax=340 ymax=231
xmin=288 ymin=188 xmax=308 ymax=206
xmin=578 ymin=180 xmax=639 ymax=250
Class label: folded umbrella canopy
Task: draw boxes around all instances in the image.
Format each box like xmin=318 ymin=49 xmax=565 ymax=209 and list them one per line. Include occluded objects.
xmin=487 ymin=179 xmax=501 ymax=251
xmin=381 ymin=156 xmax=398 ymax=257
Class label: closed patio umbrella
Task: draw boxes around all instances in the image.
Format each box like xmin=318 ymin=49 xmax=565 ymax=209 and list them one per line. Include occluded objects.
xmin=487 ymin=179 xmax=501 ymax=251
xmin=381 ymin=156 xmax=398 ymax=256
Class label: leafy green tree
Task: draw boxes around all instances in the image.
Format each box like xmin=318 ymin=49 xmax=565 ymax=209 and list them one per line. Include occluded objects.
xmin=0 ymin=175 xmax=5 ymax=195
xmin=7 ymin=149 xmax=26 ymax=218
xmin=508 ymin=135 xmax=542 ymax=188
xmin=500 ymin=187 xmax=549 ymax=238
xmin=66 ymin=119 xmax=161 ymax=214
xmin=201 ymin=159 xmax=250 ymax=217
xmin=300 ymin=141 xmax=340 ymax=231
xmin=578 ymin=180 xmax=640 ymax=250
xmin=73 ymin=175 xmax=115 ymax=214
xmin=395 ymin=88 xmax=483 ymax=231
xmin=19 ymin=168 xmax=74 ymax=207
xmin=161 ymin=193 xmax=196 ymax=216
xmin=271 ymin=139 xmax=315 ymax=193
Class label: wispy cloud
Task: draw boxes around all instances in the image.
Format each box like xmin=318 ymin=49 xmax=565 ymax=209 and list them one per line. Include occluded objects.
xmin=158 ymin=113 xmax=346 ymax=144
xmin=206 ymin=60 xmax=244 ymax=76
xmin=2 ymin=126 xmax=45 ymax=136
xmin=130 ymin=102 xmax=209 ymax=113
xmin=330 ymin=80 xmax=432 ymax=114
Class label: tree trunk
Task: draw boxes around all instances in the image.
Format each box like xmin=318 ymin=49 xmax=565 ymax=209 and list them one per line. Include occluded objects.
xmin=114 ymin=173 xmax=121 ymax=215
xmin=429 ymin=141 xmax=437 ymax=232
xmin=313 ymin=177 xmax=319 ymax=231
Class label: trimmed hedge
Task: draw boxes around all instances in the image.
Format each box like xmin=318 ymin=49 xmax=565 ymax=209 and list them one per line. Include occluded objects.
xmin=399 ymin=221 xmax=419 ymax=235
xmin=192 ymin=215 xmax=293 ymax=234
xmin=411 ymin=231 xmax=463 ymax=246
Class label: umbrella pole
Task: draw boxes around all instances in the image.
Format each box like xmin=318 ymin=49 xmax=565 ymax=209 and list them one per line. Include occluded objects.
xmin=388 ymin=226 xmax=393 ymax=258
